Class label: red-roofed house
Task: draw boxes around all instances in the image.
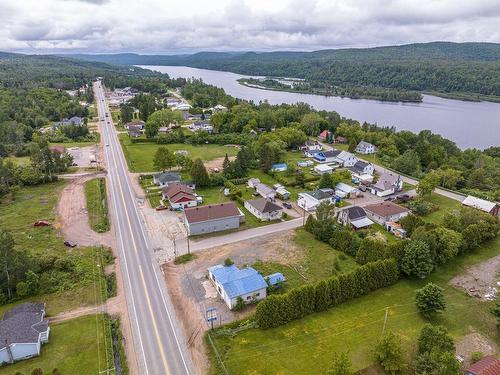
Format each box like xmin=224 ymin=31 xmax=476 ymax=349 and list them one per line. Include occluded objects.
xmin=318 ymin=130 xmax=332 ymax=142
xmin=466 ymin=356 xmax=500 ymax=375
xmin=162 ymin=183 xmax=198 ymax=210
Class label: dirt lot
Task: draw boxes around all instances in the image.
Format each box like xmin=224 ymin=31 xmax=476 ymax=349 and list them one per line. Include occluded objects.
xmin=163 ymin=231 xmax=301 ymax=374
xmin=67 ymin=145 xmax=99 ymax=167
xmin=456 ymin=330 xmax=499 ymax=368
xmin=450 ymin=254 xmax=500 ymax=301
xmin=204 ymin=155 xmax=236 ymax=172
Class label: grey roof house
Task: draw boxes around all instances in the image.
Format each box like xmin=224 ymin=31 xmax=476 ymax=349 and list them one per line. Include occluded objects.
xmin=53 ymin=116 xmax=84 ymax=129
xmin=0 ymin=303 xmax=50 ymax=364
xmin=337 ymin=206 xmax=374 ymax=229
xmin=184 ymin=202 xmax=245 ymax=236
xmin=153 ymin=171 xmax=181 ymax=187
xmin=244 ymin=198 xmax=283 ymax=221
xmin=356 ymin=141 xmax=377 ymax=154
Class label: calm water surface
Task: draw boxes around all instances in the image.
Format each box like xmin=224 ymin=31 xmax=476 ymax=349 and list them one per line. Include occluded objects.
xmin=141 ymin=65 xmax=500 ymax=150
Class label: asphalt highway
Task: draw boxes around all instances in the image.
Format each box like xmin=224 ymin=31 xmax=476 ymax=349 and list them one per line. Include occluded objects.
xmin=94 ymin=82 xmax=194 ymax=375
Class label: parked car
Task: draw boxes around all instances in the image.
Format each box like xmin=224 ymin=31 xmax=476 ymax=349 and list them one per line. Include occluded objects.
xmin=384 ymin=197 xmax=395 ymax=202
xmin=34 ymin=220 xmax=50 ymax=227
xmin=64 ymin=240 xmax=77 ymax=248
xmin=282 ymin=202 xmax=292 ymax=209
xmin=155 ymin=205 xmax=168 ymax=211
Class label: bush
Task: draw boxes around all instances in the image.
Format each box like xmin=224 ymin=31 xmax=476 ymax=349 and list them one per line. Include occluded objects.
xmin=255 ymin=259 xmax=399 ymax=329
xmin=415 ymin=283 xmax=446 ymax=317
xmin=233 ymin=296 xmax=245 ymax=311
xmin=373 ymin=332 xmax=406 ymax=373
xmin=471 ymin=351 xmax=484 ymax=363
xmin=224 ymin=258 xmax=234 ymax=266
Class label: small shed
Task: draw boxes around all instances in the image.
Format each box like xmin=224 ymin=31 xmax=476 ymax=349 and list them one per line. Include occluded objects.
xmin=314 ymin=164 xmax=333 ymax=175
xmin=265 ymin=272 xmax=286 ymax=286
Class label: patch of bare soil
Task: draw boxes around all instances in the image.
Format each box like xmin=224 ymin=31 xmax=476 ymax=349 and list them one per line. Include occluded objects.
xmin=55 ymin=174 xmax=116 ymax=249
xmin=456 ymin=330 xmax=498 ymax=368
xmin=204 ymin=156 xmax=235 ymax=172
xmin=164 ymin=263 xmax=209 ymax=375
xmin=449 ymin=254 xmax=500 ymax=301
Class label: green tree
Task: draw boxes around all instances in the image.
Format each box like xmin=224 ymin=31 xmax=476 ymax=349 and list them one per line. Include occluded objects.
xmin=328 ymin=352 xmax=352 ymax=375
xmin=16 ymin=281 xmax=29 ymax=297
xmin=319 ymin=172 xmax=333 ymax=189
xmin=373 ymin=332 xmax=406 ymax=374
xmin=190 ymin=158 xmax=210 ymax=187
xmin=0 ymin=229 xmax=16 ymax=298
xmin=145 ymin=108 xmax=182 ymax=138
xmin=153 ymin=146 xmax=176 ymax=171
xmin=295 ymin=171 xmax=305 ymax=187
xmin=415 ymin=283 xmax=446 ymax=317
xmin=120 ymin=104 xmax=134 ymax=124
xmin=392 ymin=149 xmax=422 ymax=176
xmin=222 ymin=153 xmax=230 ymax=172
xmin=417 ymin=324 xmax=455 ymax=355
xmin=401 ymin=240 xmax=433 ymax=279
xmin=259 ymin=141 xmax=285 ymax=172
xmin=399 ymin=214 xmax=425 ymax=237
xmin=417 ymin=171 xmax=440 ymax=196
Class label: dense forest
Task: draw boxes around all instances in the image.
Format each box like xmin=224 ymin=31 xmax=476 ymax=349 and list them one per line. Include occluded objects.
xmin=67 ymin=42 xmax=500 ymax=102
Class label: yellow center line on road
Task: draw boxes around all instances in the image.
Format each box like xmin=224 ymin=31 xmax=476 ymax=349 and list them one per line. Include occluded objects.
xmin=102 ymin=94 xmax=171 ymax=374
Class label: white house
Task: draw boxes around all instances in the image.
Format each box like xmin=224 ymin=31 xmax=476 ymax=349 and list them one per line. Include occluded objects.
xmin=276 ymin=186 xmax=290 ymax=200
xmin=153 ymin=172 xmax=181 ymax=188
xmin=0 ymin=303 xmax=50 ymax=364
xmin=247 ymin=178 xmax=261 ymax=189
xmin=335 ymin=183 xmax=358 ymax=198
xmin=212 ymin=104 xmax=228 ymax=113
xmin=301 ymin=140 xmax=322 ymax=152
xmin=297 ymin=188 xmax=335 ymax=211
xmin=162 ymin=183 xmax=198 ymax=209
xmin=297 ymin=160 xmax=313 ymax=167
xmin=255 ymin=183 xmax=276 ymax=200
xmin=356 ymin=141 xmax=377 ymax=154
xmin=370 ymin=172 xmax=403 ymax=197
xmin=349 ymin=161 xmax=375 ymax=183
xmin=208 ymin=264 xmax=267 ymax=309
xmin=364 ymin=201 xmax=410 ymax=225
xmin=314 ymin=164 xmax=334 ymax=174
xmin=244 ymin=198 xmax=283 ymax=221
xmin=334 ymin=151 xmax=358 ymax=167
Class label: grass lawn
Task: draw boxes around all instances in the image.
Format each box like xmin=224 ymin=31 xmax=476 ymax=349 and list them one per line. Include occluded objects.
xmin=84 ymin=177 xmax=110 ymax=233
xmin=119 ymin=134 xmax=239 ymax=172
xmin=0 ymin=315 xmax=113 ymax=375
xmin=5 ymin=156 xmax=31 ymax=166
xmin=253 ymin=229 xmax=359 ymax=291
xmin=422 ymin=192 xmax=462 ymax=225
xmin=210 ymin=235 xmax=500 ymax=374
xmin=0 ymin=182 xmax=112 ymax=313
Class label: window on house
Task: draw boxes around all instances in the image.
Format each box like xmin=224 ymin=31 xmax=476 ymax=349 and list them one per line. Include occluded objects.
xmin=255 ymin=293 xmax=260 ymax=297
xmin=246 ymin=296 xmax=251 ymax=300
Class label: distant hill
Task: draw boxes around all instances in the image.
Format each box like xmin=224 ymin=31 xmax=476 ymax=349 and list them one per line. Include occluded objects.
xmin=63 ymin=42 xmax=500 ymax=102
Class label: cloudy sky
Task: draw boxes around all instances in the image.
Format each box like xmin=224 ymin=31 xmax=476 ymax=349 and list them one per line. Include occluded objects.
xmin=1 ymin=0 xmax=500 ymax=54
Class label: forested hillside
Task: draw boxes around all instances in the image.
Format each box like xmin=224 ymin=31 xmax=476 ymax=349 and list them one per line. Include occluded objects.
xmin=67 ymin=42 xmax=500 ymax=102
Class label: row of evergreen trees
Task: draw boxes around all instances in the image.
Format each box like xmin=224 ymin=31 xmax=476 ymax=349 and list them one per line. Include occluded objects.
xmin=255 ymin=259 xmax=399 ymax=329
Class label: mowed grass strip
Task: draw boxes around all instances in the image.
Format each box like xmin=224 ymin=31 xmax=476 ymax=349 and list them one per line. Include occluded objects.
xmin=210 ymin=225 xmax=500 ymax=374
xmin=0 ymin=315 xmax=111 ymax=375
xmin=85 ymin=177 xmax=110 ymax=232
xmin=118 ymin=134 xmax=239 ymax=172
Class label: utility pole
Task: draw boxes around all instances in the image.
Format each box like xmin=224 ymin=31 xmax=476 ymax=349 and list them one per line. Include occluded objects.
xmin=187 ymin=235 xmax=190 ymax=254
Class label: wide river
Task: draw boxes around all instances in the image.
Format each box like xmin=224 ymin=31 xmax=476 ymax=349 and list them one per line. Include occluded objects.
xmin=141 ymin=65 xmax=500 ymax=150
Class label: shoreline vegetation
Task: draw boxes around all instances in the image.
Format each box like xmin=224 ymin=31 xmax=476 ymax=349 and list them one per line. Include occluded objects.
xmin=238 ymin=77 xmax=500 ymax=104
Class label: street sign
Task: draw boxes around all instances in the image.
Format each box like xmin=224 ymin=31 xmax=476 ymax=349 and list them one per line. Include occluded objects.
xmin=206 ymin=307 xmax=217 ymax=329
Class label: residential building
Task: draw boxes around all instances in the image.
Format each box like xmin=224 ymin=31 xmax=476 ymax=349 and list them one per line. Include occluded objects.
xmin=184 ymin=202 xmax=244 ymax=235
xmin=162 ymin=183 xmax=198 ymax=210
xmin=247 ymin=178 xmax=261 ymax=189
xmin=364 ymin=201 xmax=410 ymax=225
xmin=313 ymin=150 xmax=357 ymax=167
xmin=301 ymin=140 xmax=322 ymax=152
xmin=335 ymin=182 xmax=358 ymax=198
xmin=49 ymin=145 xmax=66 ymax=155
xmin=318 ymin=130 xmax=332 ymax=142
xmin=385 ymin=221 xmax=407 ymax=238
xmin=208 ymin=264 xmax=267 ymax=309
xmin=462 ymin=195 xmax=500 ymax=217
xmin=298 ymin=188 xmax=335 ymax=211
xmin=244 ymin=198 xmax=283 ymax=221
xmin=124 ymin=120 xmax=145 ymax=130
xmin=337 ymin=206 xmax=374 ymax=229
xmin=334 ymin=136 xmax=347 ymax=144
xmin=304 ymin=149 xmax=323 ymax=158
xmin=314 ymin=164 xmax=333 ymax=174
xmin=350 ymin=161 xmax=375 ymax=183
xmin=128 ymin=128 xmax=142 ymax=138
xmin=212 ymin=104 xmax=228 ymax=112
xmin=356 ymin=141 xmax=377 ymax=154
xmin=334 ymin=150 xmax=358 ymax=167
xmin=297 ymin=160 xmax=313 ymax=167
xmin=53 ymin=116 xmax=84 ymax=129
xmin=175 ymin=103 xmax=192 ymax=111
xmin=370 ymin=172 xmax=403 ymax=197
xmin=0 ymin=303 xmax=50 ymax=364
xmin=466 ymin=355 xmax=500 ymax=375
xmin=270 ymin=163 xmax=288 ymax=172
xmin=313 ymin=150 xmax=338 ymax=163
xmin=153 ymin=172 xmax=181 ymax=187
xmin=276 ymin=186 xmax=290 ymax=200
xmin=255 ymin=183 xmax=276 ymax=200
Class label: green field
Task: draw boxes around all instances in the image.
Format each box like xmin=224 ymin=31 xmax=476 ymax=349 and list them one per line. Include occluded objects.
xmin=423 ymin=192 xmax=462 ymax=224
xmin=210 ymin=236 xmax=500 ymax=374
xmin=0 ymin=182 xmax=112 ymax=312
xmin=0 ymin=315 xmax=113 ymax=375
xmin=85 ymin=177 xmax=110 ymax=232
xmin=119 ymin=135 xmax=239 ymax=172
xmin=5 ymin=156 xmax=31 ymax=166
xmin=208 ymin=192 xmax=500 ymax=374
xmin=253 ymin=229 xmax=359 ymax=291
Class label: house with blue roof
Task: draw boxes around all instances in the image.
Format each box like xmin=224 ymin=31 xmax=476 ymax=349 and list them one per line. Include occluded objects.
xmin=208 ymin=264 xmax=268 ymax=309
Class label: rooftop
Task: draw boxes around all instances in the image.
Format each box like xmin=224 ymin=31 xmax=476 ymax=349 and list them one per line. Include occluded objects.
xmin=343 ymin=206 xmax=367 ymax=220
xmin=246 ymin=198 xmax=283 ymax=214
xmin=372 ymin=172 xmax=401 ymax=191
xmin=365 ymin=201 xmax=409 ymax=217
xmin=466 ymin=355 xmax=500 ymax=375
xmin=185 ymin=202 xmax=242 ymax=224
xmin=154 ymin=171 xmax=181 ymax=184
xmin=0 ymin=303 xmax=48 ymax=350
xmin=208 ymin=264 xmax=267 ymax=299
xmin=462 ymin=195 xmax=499 ymax=213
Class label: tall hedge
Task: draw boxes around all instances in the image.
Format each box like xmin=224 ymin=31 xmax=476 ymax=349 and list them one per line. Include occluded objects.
xmin=255 ymin=259 xmax=400 ymax=329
